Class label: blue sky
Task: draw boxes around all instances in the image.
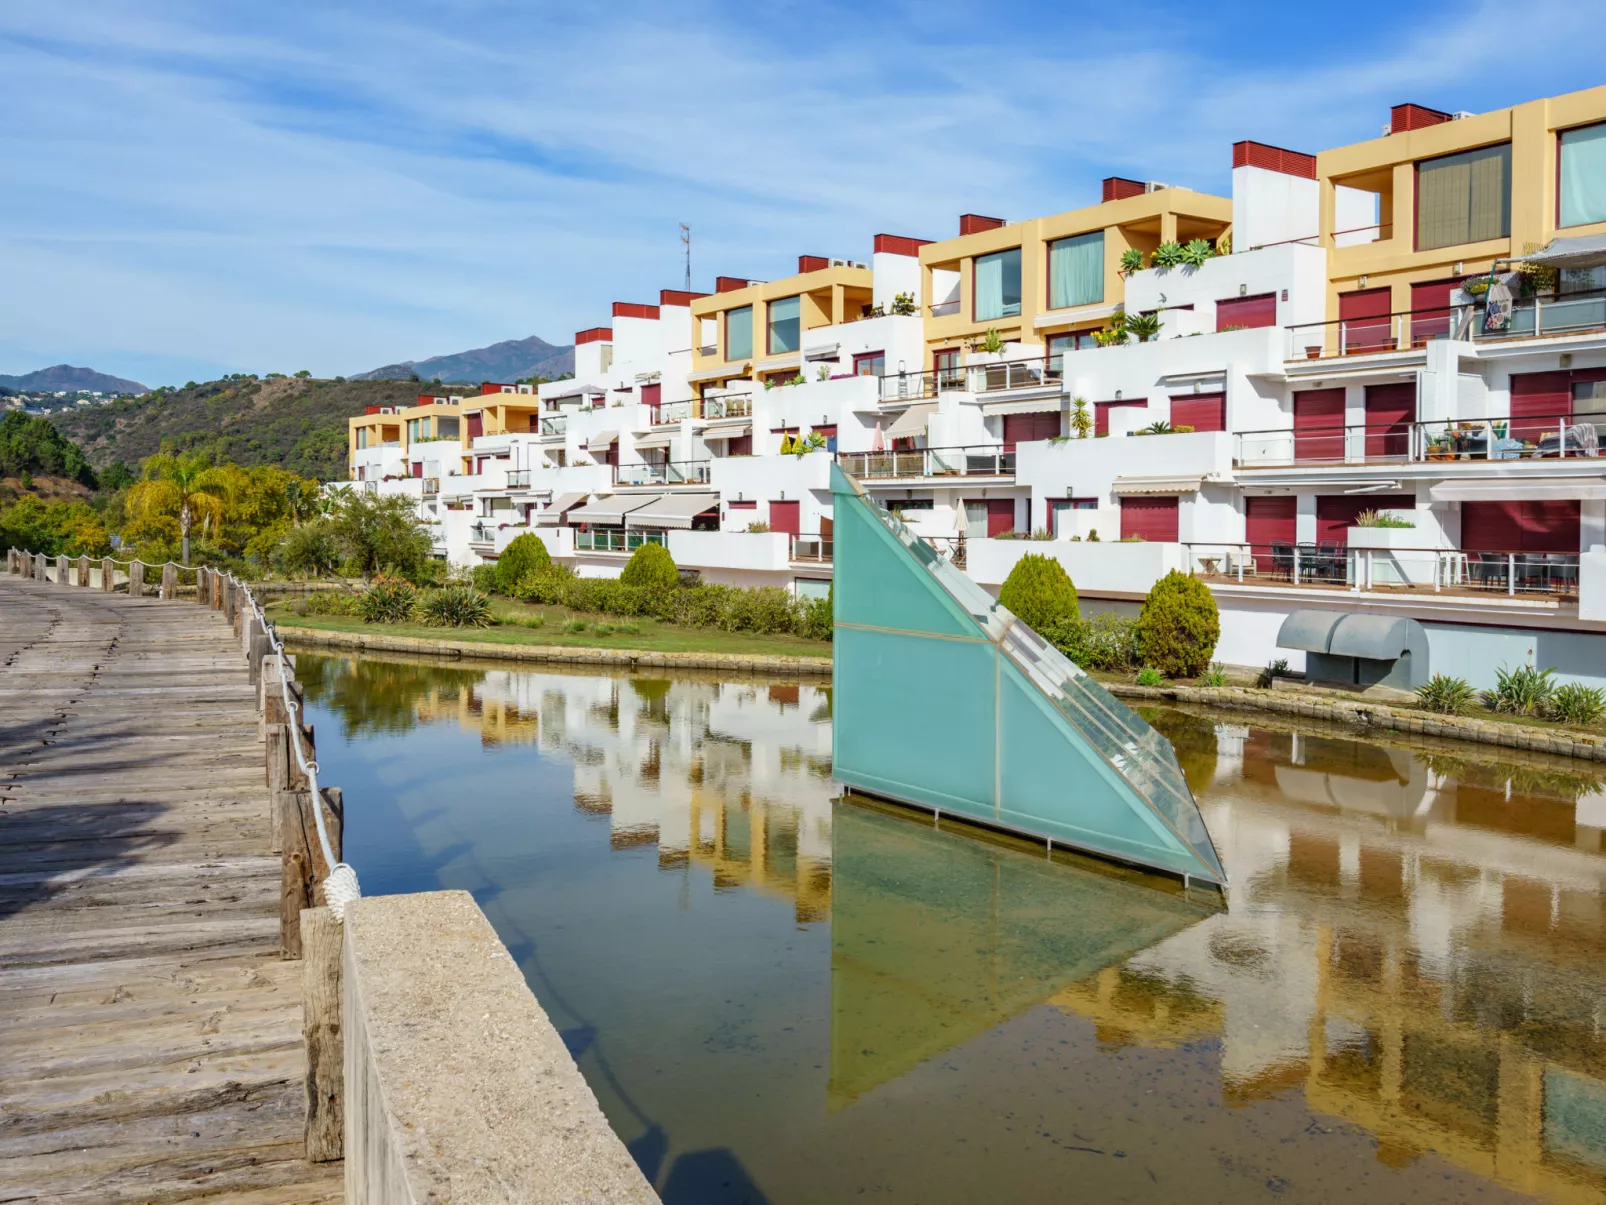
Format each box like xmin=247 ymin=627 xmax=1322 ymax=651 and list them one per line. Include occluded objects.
xmin=3 ymin=1 xmax=1603 ymax=388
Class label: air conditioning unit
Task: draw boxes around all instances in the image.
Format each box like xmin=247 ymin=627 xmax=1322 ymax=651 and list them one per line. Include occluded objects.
xmin=849 ymin=260 xmax=867 ymax=269
xmin=829 ymin=257 xmax=848 ymax=267
xmin=1451 ymin=110 xmax=1475 ymax=120
xmin=1381 ymin=122 xmax=1393 ymax=136
xmin=1144 ymin=181 xmax=1174 ymax=193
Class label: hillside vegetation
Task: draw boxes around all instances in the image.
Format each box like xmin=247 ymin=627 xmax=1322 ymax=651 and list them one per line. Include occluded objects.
xmin=50 ymin=376 xmax=430 ymax=480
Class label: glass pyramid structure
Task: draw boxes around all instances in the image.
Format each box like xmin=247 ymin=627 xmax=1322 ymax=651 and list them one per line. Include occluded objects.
xmin=830 ymin=464 xmax=1227 ymax=886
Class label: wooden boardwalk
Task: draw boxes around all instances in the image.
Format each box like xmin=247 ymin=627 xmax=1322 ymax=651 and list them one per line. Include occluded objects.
xmin=0 ymin=578 xmax=340 ymax=1203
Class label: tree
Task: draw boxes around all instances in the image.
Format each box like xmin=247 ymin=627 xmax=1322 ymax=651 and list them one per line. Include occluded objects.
xmin=278 ymin=520 xmax=341 ymax=577
xmin=998 ymin=553 xmax=1079 ymax=638
xmin=619 ymin=541 xmax=679 ymax=590
xmin=1135 ymin=570 xmax=1220 ymax=677
xmin=327 ymin=491 xmax=432 ymax=581
xmin=126 ymin=451 xmax=232 ymax=564
xmin=495 ymin=533 xmax=551 ymax=593
xmin=0 ymin=411 xmax=96 ymax=485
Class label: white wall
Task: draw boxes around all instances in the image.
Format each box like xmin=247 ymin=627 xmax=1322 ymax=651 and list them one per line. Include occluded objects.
xmin=1230 ymin=164 xmax=1318 ymax=251
xmin=872 ymin=251 xmax=922 ymax=309
xmin=966 ymin=538 xmax=1186 ymax=596
xmin=1123 ymin=243 xmax=1326 ymax=335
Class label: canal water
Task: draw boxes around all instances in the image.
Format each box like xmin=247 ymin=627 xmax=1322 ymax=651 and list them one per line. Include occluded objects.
xmin=296 ymin=650 xmax=1606 ymax=1205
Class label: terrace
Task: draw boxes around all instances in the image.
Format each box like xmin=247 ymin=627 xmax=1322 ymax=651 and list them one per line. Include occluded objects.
xmin=836 ymin=445 xmax=1016 ymax=481
xmin=1237 ymin=412 xmax=1599 ymax=468
xmin=1287 ymin=289 xmax=1606 ymax=361
xmin=1184 ymin=541 xmax=1579 ymax=600
xmin=614 ymin=460 xmax=712 ymax=487
xmin=574 ymin=529 xmax=666 ymax=554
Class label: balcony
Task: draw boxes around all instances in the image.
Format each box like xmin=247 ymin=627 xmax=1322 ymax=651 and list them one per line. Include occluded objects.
xmin=1236 ymin=413 xmax=1600 ymax=469
xmin=878 ymin=368 xmax=967 ymax=402
xmin=836 ymin=445 xmax=1015 ymax=480
xmin=614 ymin=460 xmax=712 ymax=487
xmin=505 ymin=469 xmax=531 ymax=489
xmin=470 ymin=522 xmax=496 ymax=544
xmin=652 ymin=400 xmax=694 ymax=425
xmin=700 ymin=394 xmax=752 ymax=419
xmin=574 ymin=529 xmax=666 ymax=553
xmin=1287 ymin=288 xmax=1606 ymax=360
xmin=540 ymin=415 xmax=567 ymax=437
xmin=968 ymin=358 xmax=1064 ymax=395
xmin=1185 ymin=541 xmax=1579 ymax=599
xmin=422 ymin=477 xmax=440 ymax=496
xmin=790 ymin=535 xmax=832 ymax=563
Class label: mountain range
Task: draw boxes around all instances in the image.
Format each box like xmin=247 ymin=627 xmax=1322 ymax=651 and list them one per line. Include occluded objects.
xmin=0 ymin=364 xmax=147 ymax=394
xmin=351 ymin=335 xmax=573 ymax=384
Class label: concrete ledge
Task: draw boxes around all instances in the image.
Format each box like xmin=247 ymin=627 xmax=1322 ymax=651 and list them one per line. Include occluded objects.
xmin=280 ymin=624 xmax=833 ymax=678
xmin=344 ymin=891 xmax=659 ymax=1204
xmin=1109 ymin=682 xmax=1606 ymax=763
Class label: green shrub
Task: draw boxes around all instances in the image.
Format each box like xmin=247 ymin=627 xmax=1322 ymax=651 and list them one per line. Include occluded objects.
xmin=470 ymin=563 xmax=498 ymax=593
xmin=300 ymin=589 xmax=359 ymax=617
xmin=495 ymin=534 xmax=551 ymax=593
xmin=1256 ymin=658 xmax=1289 ymax=689
xmin=999 ymin=553 xmax=1080 ymax=636
xmin=418 ymin=584 xmax=492 ymax=628
xmin=1200 ymin=662 xmax=1227 ymax=688
xmin=795 ymin=587 xmax=832 ymax=642
xmin=516 ymin=565 xmax=576 ymax=606
xmin=1549 ymin=682 xmax=1606 ymax=726
xmin=1484 ymin=664 xmax=1556 ymax=716
xmin=726 ymin=586 xmax=799 ymax=635
xmin=562 ymin=618 xmax=589 ymax=634
xmin=1052 ymin=613 xmax=1139 ymax=672
xmin=358 ymin=579 xmax=418 ymax=624
xmin=672 ymin=583 xmax=734 ymax=629
xmin=595 ymin=622 xmax=616 ymax=636
xmin=1134 ymin=571 xmax=1219 ymax=677
xmin=1416 ymin=673 xmax=1477 ymax=716
xmin=1136 ymin=667 xmax=1166 ymax=687
xmin=620 ymin=542 xmax=679 ymax=590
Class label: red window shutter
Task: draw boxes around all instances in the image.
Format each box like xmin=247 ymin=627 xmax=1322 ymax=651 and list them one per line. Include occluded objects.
xmin=1294 ymin=388 xmax=1346 ymax=461
xmin=1119 ymin=496 xmax=1178 ymax=542
xmin=985 ymin=499 xmax=1015 ymax=537
xmin=466 ymin=412 xmax=484 ymax=439
xmin=412 ymin=462 xmax=423 ymax=479
xmin=769 ymin=500 xmax=800 ymax=536
xmin=1169 ymin=393 xmax=1225 ymax=432
xmin=1338 ymin=287 xmax=1393 ymax=351
xmin=1409 ymin=277 xmax=1468 ymax=345
xmin=1094 ymin=400 xmax=1143 ymax=437
xmin=1363 ymin=383 xmax=1415 ymax=458
xmin=727 ymin=434 xmax=753 ymax=456
xmin=1245 ymin=497 xmax=1297 ymax=569
xmin=1003 ymin=411 xmax=1060 ymax=450
xmin=1215 ymin=293 xmax=1277 ymax=331
xmin=1463 ymin=501 xmax=1579 ymax=553
xmin=1510 ymin=371 xmax=1572 ymax=439
xmin=641 ymin=383 xmax=662 ymax=408
xmin=1315 ymin=493 xmax=1414 ymax=544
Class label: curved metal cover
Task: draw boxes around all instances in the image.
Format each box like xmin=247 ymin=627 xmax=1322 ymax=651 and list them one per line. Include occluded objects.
xmin=1277 ymin=609 xmax=1346 ymax=653
xmin=1328 ymin=614 xmax=1416 ymax=660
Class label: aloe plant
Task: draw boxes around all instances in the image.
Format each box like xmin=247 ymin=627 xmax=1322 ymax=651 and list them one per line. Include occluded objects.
xmin=1151 ymin=240 xmax=1185 ymax=269
xmin=1181 ymin=239 xmax=1214 ymax=269
xmin=1119 ymin=248 xmax=1145 ymax=275
xmin=981 ymin=327 xmax=1003 ymax=354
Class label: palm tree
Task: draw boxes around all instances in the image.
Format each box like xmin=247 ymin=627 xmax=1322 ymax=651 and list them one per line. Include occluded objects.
xmin=127 ymin=452 xmax=232 ymax=564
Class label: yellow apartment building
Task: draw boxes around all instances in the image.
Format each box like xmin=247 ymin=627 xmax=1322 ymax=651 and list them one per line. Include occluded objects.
xmin=916 ymin=183 xmax=1234 ymax=368
xmin=1317 ymin=86 xmax=1606 ymax=343
xmin=688 ymin=258 xmax=874 ymax=393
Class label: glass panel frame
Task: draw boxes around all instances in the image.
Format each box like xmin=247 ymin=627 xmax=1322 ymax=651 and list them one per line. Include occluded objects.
xmin=975 ymin=248 xmax=1022 ymax=321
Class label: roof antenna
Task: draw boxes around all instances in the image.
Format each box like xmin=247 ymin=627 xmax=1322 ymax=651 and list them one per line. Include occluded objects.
xmin=680 ymin=223 xmax=691 ymax=291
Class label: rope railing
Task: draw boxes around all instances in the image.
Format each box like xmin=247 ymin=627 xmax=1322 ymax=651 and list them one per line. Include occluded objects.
xmin=4 ymin=547 xmax=362 ymax=921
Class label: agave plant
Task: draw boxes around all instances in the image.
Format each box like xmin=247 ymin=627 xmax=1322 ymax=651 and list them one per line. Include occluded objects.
xmin=1151 ymin=240 xmax=1185 ymax=269
xmin=1140 ymin=420 xmax=1175 ymax=435
xmin=418 ymin=584 xmax=493 ymax=628
xmin=1180 ymin=239 xmax=1215 ymax=269
xmin=358 ymin=578 xmax=418 ymax=624
xmin=1124 ymin=311 xmax=1161 ymax=342
xmin=1118 ymin=248 xmax=1145 ymax=275
xmin=1484 ymin=663 xmax=1556 ymax=716
xmin=1416 ymin=673 xmax=1476 ymax=716
xmin=1550 ymin=682 xmax=1606 ymax=726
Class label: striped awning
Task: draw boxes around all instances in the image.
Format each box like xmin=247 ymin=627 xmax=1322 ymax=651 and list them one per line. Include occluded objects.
xmin=700 ymin=422 xmax=751 ymax=439
xmin=885 ymin=402 xmax=936 ymax=440
xmin=688 ymin=362 xmax=748 ymax=384
xmin=982 ymin=397 xmax=1065 ymax=417
xmin=631 ymin=433 xmax=673 ymax=450
xmin=1112 ymin=475 xmax=1204 ymax=495
xmin=627 ymin=492 xmax=720 ymax=529
xmin=535 ymin=492 xmax=588 ymax=524
xmin=585 ymin=429 xmax=618 ymax=451
xmin=567 ymin=493 xmax=661 ymax=525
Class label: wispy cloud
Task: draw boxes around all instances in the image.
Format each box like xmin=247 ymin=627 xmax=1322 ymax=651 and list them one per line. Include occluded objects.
xmin=1 ymin=0 xmax=1601 ymax=385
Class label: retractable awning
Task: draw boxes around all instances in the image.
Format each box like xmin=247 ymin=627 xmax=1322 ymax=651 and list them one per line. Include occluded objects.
xmin=631 ymin=433 xmax=673 ymax=450
xmin=586 ymin=430 xmax=618 ymax=451
xmin=567 ymin=493 xmax=661 ymax=525
xmin=544 ymin=383 xmax=606 ymax=401
xmin=1430 ymin=478 xmax=1606 ymax=502
xmin=700 ymin=422 xmax=751 ymax=439
xmin=627 ymin=492 xmax=720 ymax=529
xmin=984 ymin=397 xmax=1065 ymax=417
xmin=535 ymin=491 xmax=588 ymax=524
xmin=756 ymin=353 xmax=802 ymax=373
xmin=1112 ymin=475 xmax=1204 ymax=495
xmin=1511 ymin=233 xmax=1606 ymax=270
xmin=885 ymin=402 xmax=936 ymax=440
xmin=803 ymin=343 xmax=840 ymax=360
xmin=688 ymin=363 xmax=747 ymax=384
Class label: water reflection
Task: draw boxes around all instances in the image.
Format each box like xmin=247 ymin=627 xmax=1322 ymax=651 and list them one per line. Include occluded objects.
xmin=300 ymin=651 xmax=1606 ymax=1204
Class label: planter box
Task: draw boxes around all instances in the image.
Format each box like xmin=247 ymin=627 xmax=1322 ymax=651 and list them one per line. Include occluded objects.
xmin=1347 ymin=526 xmax=1442 ymax=587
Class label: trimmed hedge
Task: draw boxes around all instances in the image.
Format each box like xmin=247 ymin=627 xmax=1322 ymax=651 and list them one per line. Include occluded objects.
xmin=998 ymin=553 xmax=1079 ymax=635
xmin=619 ymin=542 xmax=679 ymax=590
xmin=496 ymin=533 xmax=551 ymax=593
xmin=1134 ymin=570 xmax=1219 ymax=677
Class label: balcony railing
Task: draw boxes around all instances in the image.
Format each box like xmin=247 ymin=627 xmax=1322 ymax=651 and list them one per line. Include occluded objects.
xmin=1236 ymin=413 xmax=1600 ymax=468
xmin=574 ymin=528 xmax=666 ymax=553
xmin=470 ymin=522 xmax=496 ymax=543
xmin=930 ymin=300 xmax=961 ymax=317
xmin=613 ymin=460 xmax=712 ymax=486
xmin=878 ymin=367 xmax=968 ymax=401
xmin=504 ymin=469 xmax=531 ymax=488
xmin=1184 ymin=542 xmax=1579 ymax=598
xmin=652 ymin=400 xmax=694 ymax=425
xmin=422 ymin=477 xmax=440 ymax=496
xmin=540 ymin=416 xmax=567 ymax=436
xmin=1287 ymin=288 xmax=1606 ymax=360
xmin=968 ymin=358 xmax=1063 ymax=395
xmin=836 ymin=445 xmax=1016 ymax=480
xmin=701 ymin=394 xmax=752 ymax=419
xmin=790 ymin=535 xmax=833 ymax=562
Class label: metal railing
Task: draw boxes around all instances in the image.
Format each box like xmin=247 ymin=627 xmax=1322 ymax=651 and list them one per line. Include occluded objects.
xmin=1287 ymin=288 xmax=1606 ymax=360
xmin=878 ymin=367 xmax=966 ymax=401
xmin=930 ymin=300 xmax=961 ymax=317
xmin=968 ymin=358 xmax=1063 ymax=394
xmin=614 ymin=460 xmax=711 ymax=486
xmin=539 ymin=415 xmax=567 ymax=436
xmin=790 ymin=535 xmax=833 ymax=562
xmin=422 ymin=477 xmax=440 ymax=495
xmin=836 ymin=445 xmax=1016 ymax=479
xmin=1184 ymin=541 xmax=1580 ymax=597
xmin=504 ymin=469 xmax=531 ymax=488
xmin=701 ymin=394 xmax=752 ymax=419
xmin=1236 ymin=412 xmax=1600 ymax=467
xmin=574 ymin=528 xmax=665 ymax=553
xmin=652 ymin=400 xmax=694 ymax=425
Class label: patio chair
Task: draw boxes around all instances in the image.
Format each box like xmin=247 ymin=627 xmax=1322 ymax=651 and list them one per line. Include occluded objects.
xmin=1316 ymin=540 xmax=1346 ymax=584
xmin=1270 ymin=541 xmax=1295 ymax=581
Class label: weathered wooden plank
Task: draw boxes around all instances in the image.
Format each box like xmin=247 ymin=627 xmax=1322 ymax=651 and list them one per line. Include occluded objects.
xmin=300 ymin=906 xmax=343 ymax=1162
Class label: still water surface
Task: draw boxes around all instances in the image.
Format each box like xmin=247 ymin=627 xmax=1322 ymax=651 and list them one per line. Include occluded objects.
xmin=297 ymin=650 xmax=1606 ymax=1205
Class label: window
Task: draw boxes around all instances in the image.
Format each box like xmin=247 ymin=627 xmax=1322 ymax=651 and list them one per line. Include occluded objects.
xmin=356 ymin=428 xmax=368 ymax=449
xmin=767 ymin=295 xmax=800 ymax=355
xmin=853 ymin=351 xmax=885 ymax=377
xmin=974 ymin=248 xmax=1022 ymax=320
xmin=933 ymin=347 xmax=963 ymax=389
xmin=1047 ymin=497 xmax=1096 ymax=537
xmin=1560 ymin=122 xmax=1606 ymax=228
xmin=725 ymin=306 xmax=753 ymax=360
xmin=1047 ymin=231 xmax=1104 ymax=309
xmin=1046 ymin=331 xmax=1098 ymax=368
xmin=1416 ymin=143 xmax=1510 ymax=250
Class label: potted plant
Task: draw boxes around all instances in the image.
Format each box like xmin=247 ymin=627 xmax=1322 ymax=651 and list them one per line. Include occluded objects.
xmin=1070 ymin=396 xmax=1093 ymax=439
xmin=1125 ymin=312 xmax=1161 ymax=342
xmin=1119 ymin=248 xmax=1145 ymax=276
xmin=1151 ymin=241 xmax=1185 ymax=269
xmin=1180 ymin=239 xmax=1215 ymax=269
xmin=1304 ymin=343 xmax=1324 ymax=360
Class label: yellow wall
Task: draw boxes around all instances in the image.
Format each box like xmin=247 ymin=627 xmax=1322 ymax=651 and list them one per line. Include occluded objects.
xmin=1318 ymin=85 xmax=1606 ymax=320
xmin=917 ymin=190 xmax=1233 ymax=367
xmin=690 ymin=263 xmax=874 ymax=384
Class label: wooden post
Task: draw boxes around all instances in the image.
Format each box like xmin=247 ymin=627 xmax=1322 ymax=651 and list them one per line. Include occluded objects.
xmin=195 ymin=567 xmax=208 ymax=605
xmin=279 ymin=791 xmax=311 ymax=959
xmin=215 ymin=573 xmax=225 ymax=610
xmin=56 ymin=554 xmax=69 ymax=585
xmin=299 ymin=907 xmax=344 ymax=1162
xmin=129 ymin=561 xmax=144 ymax=597
xmin=266 ymin=724 xmax=290 ymax=853
xmin=34 ymin=553 xmax=44 ymax=581
xmin=77 ymin=556 xmax=89 ymax=587
xmin=161 ymin=563 xmax=177 ymax=600
xmin=101 ymin=557 xmax=114 ymax=592
xmin=250 ymin=632 xmax=272 ymax=687
xmin=321 ymin=786 xmax=343 ymax=864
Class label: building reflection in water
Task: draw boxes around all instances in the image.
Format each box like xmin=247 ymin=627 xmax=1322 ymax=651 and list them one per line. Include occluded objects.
xmin=302 ymin=652 xmax=1606 ymax=1203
